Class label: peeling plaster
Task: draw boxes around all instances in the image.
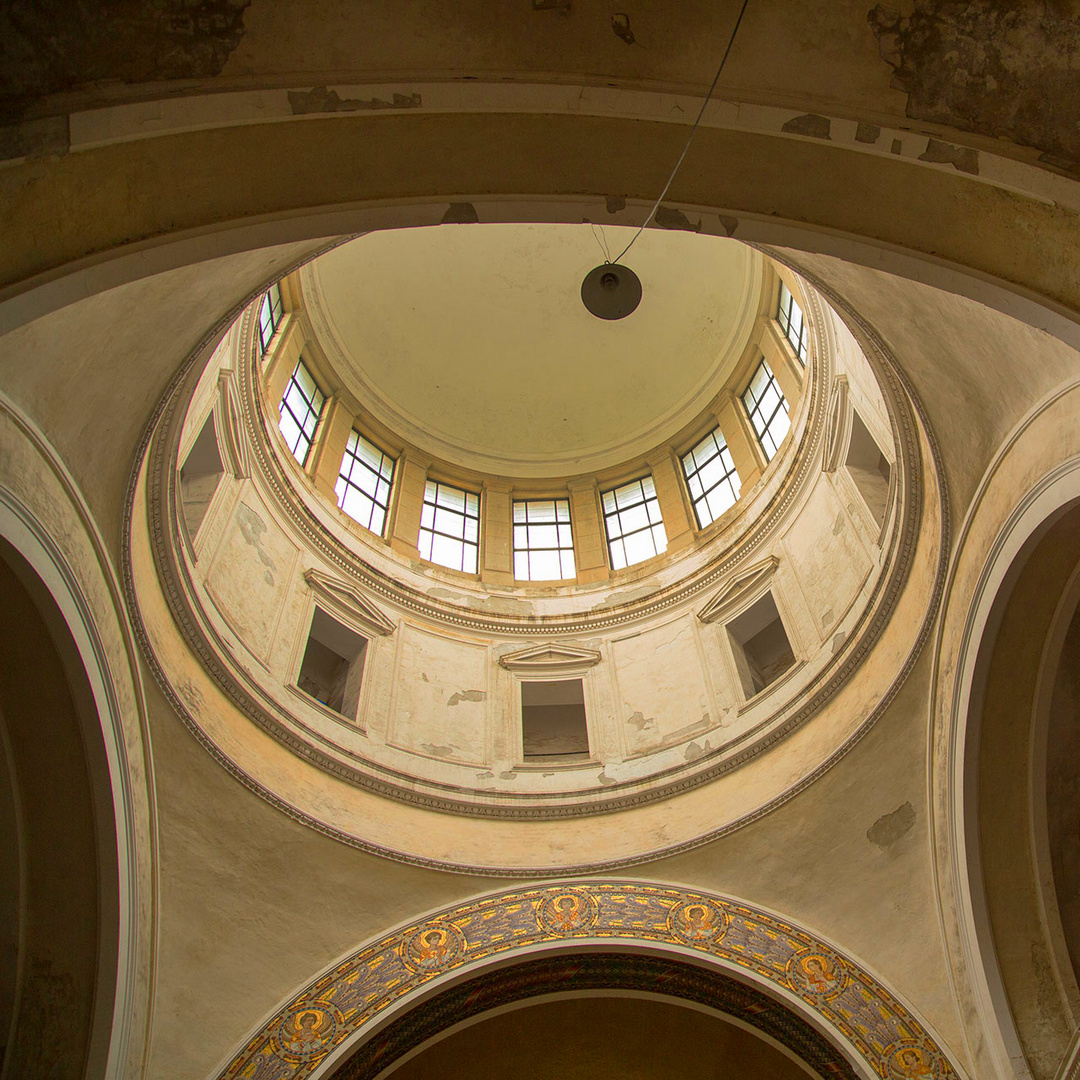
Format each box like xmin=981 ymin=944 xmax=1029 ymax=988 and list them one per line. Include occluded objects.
xmin=420 ymin=743 xmax=460 ymax=758
xmin=447 ymin=690 xmax=486 ymax=706
xmin=781 ymin=113 xmax=832 ymax=140
xmin=287 ymin=86 xmax=421 ymax=115
xmin=855 ymin=121 xmax=881 ymax=144
xmin=441 ymin=202 xmax=480 ymax=225
xmin=0 ymin=0 xmax=251 ymax=123
xmin=869 ymin=1 xmax=1080 ymax=164
xmin=919 ymin=137 xmax=979 ymax=175
xmin=866 ymin=800 xmax=915 ymax=849
xmin=0 ymin=115 xmax=69 ymax=161
xmin=654 ymin=205 xmax=701 ymax=232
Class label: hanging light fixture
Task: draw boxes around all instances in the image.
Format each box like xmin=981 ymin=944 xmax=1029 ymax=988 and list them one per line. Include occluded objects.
xmin=580 ymin=262 xmax=642 ymax=320
xmin=580 ymin=0 xmax=750 ymax=320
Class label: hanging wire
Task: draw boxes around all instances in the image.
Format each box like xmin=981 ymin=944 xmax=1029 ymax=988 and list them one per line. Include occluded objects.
xmin=590 ymin=222 xmax=613 ymax=264
xmin=609 ymin=0 xmax=752 ymax=267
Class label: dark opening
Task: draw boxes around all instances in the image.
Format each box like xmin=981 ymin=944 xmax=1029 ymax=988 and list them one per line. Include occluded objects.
xmin=179 ymin=412 xmax=225 ymax=540
xmin=522 ymin=679 xmax=589 ymax=759
xmin=298 ymin=608 xmax=367 ymax=720
xmin=845 ymin=410 xmax=890 ymax=526
xmin=727 ymin=593 xmax=796 ymax=698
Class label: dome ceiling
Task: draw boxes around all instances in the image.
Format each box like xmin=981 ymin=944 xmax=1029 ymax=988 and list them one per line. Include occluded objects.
xmin=302 ymin=223 xmax=762 ymax=476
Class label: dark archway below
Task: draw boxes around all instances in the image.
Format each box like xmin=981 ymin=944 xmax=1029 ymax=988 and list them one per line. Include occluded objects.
xmin=0 ymin=540 xmax=116 ymax=1078
xmin=329 ymin=952 xmax=854 ymax=1080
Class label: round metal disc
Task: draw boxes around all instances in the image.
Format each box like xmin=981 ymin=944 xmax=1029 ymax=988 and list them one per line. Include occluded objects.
xmin=580 ymin=262 xmax=643 ymax=320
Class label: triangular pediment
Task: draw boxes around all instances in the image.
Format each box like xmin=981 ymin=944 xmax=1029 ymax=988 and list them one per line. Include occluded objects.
xmin=215 ymin=368 xmax=251 ymax=480
xmin=498 ymin=642 xmax=602 ymax=672
xmin=304 ymin=568 xmax=396 ymax=636
xmin=697 ymin=556 xmax=780 ymax=625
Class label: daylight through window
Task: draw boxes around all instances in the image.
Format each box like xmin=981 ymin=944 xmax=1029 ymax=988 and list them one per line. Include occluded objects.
xmin=602 ymin=476 xmax=667 ymax=570
xmin=336 ymin=430 xmax=396 ymax=536
xmin=513 ymin=499 xmax=576 ymax=581
xmin=418 ymin=481 xmax=480 ymax=573
xmin=777 ymin=281 xmax=808 ymax=363
xmin=681 ymin=428 xmax=741 ymax=529
xmin=743 ymin=359 xmax=790 ymax=462
xmin=278 ymin=359 xmax=325 ymax=465
xmin=258 ymin=282 xmax=284 ymax=355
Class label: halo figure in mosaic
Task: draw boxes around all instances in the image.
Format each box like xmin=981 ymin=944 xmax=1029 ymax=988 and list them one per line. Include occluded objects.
xmin=887 ymin=1043 xmax=940 ymax=1080
xmin=667 ymin=899 xmax=729 ymax=944
xmin=273 ymin=1006 xmax=337 ymax=1064
xmin=788 ymin=950 xmax=846 ymax=997
xmin=401 ymin=922 xmax=466 ymax=972
xmin=536 ymin=890 xmax=600 ymax=933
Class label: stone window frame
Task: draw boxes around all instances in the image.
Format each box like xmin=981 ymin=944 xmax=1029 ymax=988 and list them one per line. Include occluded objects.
xmin=680 ymin=426 xmax=742 ymax=530
xmin=776 ymin=280 xmax=808 ymax=364
xmin=742 ymin=358 xmax=790 ymax=463
xmin=258 ymin=282 xmax=285 ymax=355
xmin=335 ymin=428 xmax=397 ymax=538
xmin=278 ymin=358 xmax=326 ymax=466
xmin=418 ymin=479 xmax=482 ymax=574
xmin=512 ymin=497 xmax=577 ymax=582
xmin=600 ymin=474 xmax=669 ymax=571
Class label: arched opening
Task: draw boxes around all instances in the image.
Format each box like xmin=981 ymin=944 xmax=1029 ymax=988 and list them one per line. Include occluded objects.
xmin=966 ymin=496 xmax=1080 ymax=1079
xmin=325 ymin=952 xmax=851 ymax=1080
xmin=0 ymin=536 xmax=120 ymax=1078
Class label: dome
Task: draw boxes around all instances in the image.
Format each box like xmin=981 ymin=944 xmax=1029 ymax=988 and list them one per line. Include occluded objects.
xmin=130 ymin=220 xmax=929 ymax=875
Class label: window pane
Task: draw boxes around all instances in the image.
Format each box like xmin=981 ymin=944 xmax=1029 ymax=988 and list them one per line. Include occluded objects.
xmin=743 ymin=360 xmax=789 ymax=463
xmin=431 ymin=532 xmax=463 ymax=569
xmin=530 ymin=550 xmax=561 ymax=580
xmin=278 ymin=360 xmax=324 ymax=465
xmin=418 ymin=481 xmax=480 ymax=572
xmin=601 ymin=476 xmax=665 ymax=569
xmin=681 ymin=427 xmax=742 ymax=528
xmin=623 ymin=529 xmax=655 ymax=565
xmin=513 ymin=498 xmax=575 ymax=581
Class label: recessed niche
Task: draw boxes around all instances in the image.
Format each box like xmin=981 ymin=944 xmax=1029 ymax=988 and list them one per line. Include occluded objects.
xmin=845 ymin=409 xmax=891 ymax=526
xmin=179 ymin=412 xmax=225 ymax=540
xmin=521 ymin=679 xmax=589 ymax=760
xmin=727 ymin=593 xmax=796 ymax=699
xmin=297 ymin=607 xmax=368 ymax=720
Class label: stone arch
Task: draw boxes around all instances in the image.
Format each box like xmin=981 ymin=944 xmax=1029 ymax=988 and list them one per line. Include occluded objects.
xmin=939 ymin=434 xmax=1080 ymax=1080
xmin=218 ymin=881 xmax=962 ymax=1080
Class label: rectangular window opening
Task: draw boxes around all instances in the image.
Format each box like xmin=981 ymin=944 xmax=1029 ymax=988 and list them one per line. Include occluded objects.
xmin=513 ymin=498 xmax=576 ymax=581
xmin=726 ymin=592 xmax=796 ymax=699
xmin=258 ymin=282 xmax=284 ymax=356
xmin=521 ymin=679 xmax=589 ymax=760
xmin=845 ymin=409 xmax=891 ymax=526
xmin=777 ymin=281 xmax=808 ymax=364
xmin=418 ymin=481 xmax=480 ymax=574
xmin=297 ymin=608 xmax=368 ymax=720
xmin=336 ymin=430 xmax=396 ymax=536
xmin=179 ymin=412 xmax=225 ymax=540
xmin=601 ymin=476 xmax=668 ymax=571
xmin=278 ymin=358 xmax=325 ymax=466
xmin=681 ymin=428 xmax=742 ymax=529
xmin=743 ymin=358 xmax=790 ymax=462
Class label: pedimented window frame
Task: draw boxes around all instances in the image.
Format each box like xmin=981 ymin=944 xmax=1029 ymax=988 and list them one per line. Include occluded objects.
xmin=499 ymin=643 xmax=603 ymax=767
